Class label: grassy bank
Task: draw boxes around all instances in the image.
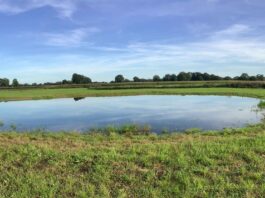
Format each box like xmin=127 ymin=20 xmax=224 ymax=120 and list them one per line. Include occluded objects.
xmin=0 ymin=123 xmax=265 ymax=197
xmin=1 ymin=87 xmax=265 ymax=101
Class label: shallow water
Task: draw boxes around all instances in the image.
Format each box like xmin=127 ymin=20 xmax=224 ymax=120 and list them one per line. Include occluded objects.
xmin=0 ymin=95 xmax=264 ymax=132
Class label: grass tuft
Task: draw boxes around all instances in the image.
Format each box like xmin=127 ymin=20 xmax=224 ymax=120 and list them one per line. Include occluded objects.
xmin=258 ymin=100 xmax=265 ymax=109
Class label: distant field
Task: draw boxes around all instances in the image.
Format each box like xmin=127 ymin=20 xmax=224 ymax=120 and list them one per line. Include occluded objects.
xmin=0 ymin=87 xmax=265 ymax=101
xmin=88 ymin=80 xmax=265 ymax=89
xmin=0 ymin=123 xmax=265 ymax=197
xmin=1 ymin=80 xmax=265 ymax=90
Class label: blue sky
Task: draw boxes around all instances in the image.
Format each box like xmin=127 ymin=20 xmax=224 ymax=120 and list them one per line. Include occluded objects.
xmin=0 ymin=0 xmax=265 ymax=83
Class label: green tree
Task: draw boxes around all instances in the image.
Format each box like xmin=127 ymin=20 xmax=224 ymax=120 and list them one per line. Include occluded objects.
xmin=62 ymin=79 xmax=69 ymax=84
xmin=177 ymin=72 xmax=192 ymax=81
xmin=72 ymin=73 xmax=92 ymax=84
xmin=115 ymin=75 xmax=125 ymax=83
xmin=224 ymin=76 xmax=232 ymax=80
xmin=239 ymin=73 xmax=249 ymax=81
xmin=209 ymin=74 xmax=222 ymax=80
xmin=171 ymin=74 xmax=178 ymax=81
xmin=133 ymin=76 xmax=140 ymax=82
xmin=249 ymin=76 xmax=257 ymax=81
xmin=12 ymin=79 xmax=19 ymax=87
xmin=153 ymin=75 xmax=161 ymax=82
xmin=191 ymin=72 xmax=204 ymax=81
xmin=256 ymin=74 xmax=264 ymax=81
xmin=202 ymin=73 xmax=211 ymax=81
xmin=163 ymin=74 xmax=172 ymax=81
xmin=0 ymin=78 xmax=10 ymax=87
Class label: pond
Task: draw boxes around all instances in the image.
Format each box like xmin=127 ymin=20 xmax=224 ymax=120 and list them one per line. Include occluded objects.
xmin=0 ymin=95 xmax=264 ymax=133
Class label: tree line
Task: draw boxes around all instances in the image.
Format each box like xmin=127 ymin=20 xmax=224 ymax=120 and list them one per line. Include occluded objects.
xmin=0 ymin=78 xmax=19 ymax=87
xmin=113 ymin=72 xmax=265 ymax=83
xmin=0 ymin=72 xmax=265 ymax=87
xmin=0 ymin=74 xmax=91 ymax=87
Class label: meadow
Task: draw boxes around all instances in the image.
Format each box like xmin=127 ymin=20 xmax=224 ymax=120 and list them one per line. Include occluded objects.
xmin=0 ymin=84 xmax=265 ymax=197
xmin=0 ymin=123 xmax=265 ymax=197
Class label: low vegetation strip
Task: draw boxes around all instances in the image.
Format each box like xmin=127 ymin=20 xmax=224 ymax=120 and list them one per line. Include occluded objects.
xmin=1 ymin=87 xmax=265 ymax=101
xmin=0 ymin=123 xmax=265 ymax=197
xmin=1 ymin=80 xmax=265 ymax=90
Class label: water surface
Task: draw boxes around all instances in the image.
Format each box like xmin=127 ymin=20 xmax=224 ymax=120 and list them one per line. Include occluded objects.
xmin=0 ymin=95 xmax=263 ymax=132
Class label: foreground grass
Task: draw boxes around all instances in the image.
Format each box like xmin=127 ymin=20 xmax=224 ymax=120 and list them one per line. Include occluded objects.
xmin=0 ymin=123 xmax=265 ymax=197
xmin=1 ymin=87 xmax=265 ymax=101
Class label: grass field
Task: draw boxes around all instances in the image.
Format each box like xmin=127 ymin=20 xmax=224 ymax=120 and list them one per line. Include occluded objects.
xmin=0 ymin=123 xmax=265 ymax=197
xmin=1 ymin=86 xmax=265 ymax=197
xmin=1 ymin=87 xmax=265 ymax=101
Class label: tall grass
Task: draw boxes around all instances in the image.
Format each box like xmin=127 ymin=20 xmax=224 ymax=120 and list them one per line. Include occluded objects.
xmin=258 ymin=100 xmax=265 ymax=109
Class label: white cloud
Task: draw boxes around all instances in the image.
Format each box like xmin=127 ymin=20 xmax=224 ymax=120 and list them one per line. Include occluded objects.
xmin=0 ymin=0 xmax=228 ymax=19
xmin=1 ymin=24 xmax=265 ymax=83
xmin=5 ymin=35 xmax=265 ymax=82
xmin=213 ymin=24 xmax=251 ymax=38
xmin=43 ymin=27 xmax=100 ymax=47
xmin=0 ymin=0 xmax=78 ymax=18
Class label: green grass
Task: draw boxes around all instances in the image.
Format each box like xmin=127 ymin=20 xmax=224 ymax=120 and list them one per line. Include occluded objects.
xmin=1 ymin=86 xmax=265 ymax=197
xmin=258 ymin=100 xmax=265 ymax=109
xmin=1 ymin=87 xmax=265 ymax=101
xmin=0 ymin=123 xmax=265 ymax=197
